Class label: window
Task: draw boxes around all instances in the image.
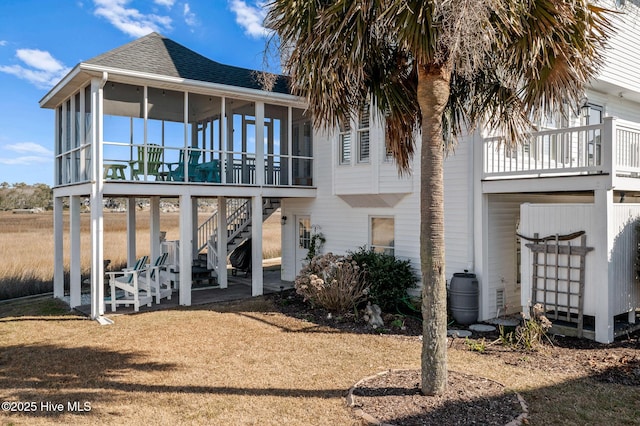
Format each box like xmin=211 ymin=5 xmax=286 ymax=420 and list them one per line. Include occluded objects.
xmin=582 ymin=103 xmax=603 ymax=165
xmin=370 ymin=217 xmax=394 ymax=255
xmin=298 ymin=217 xmax=311 ymax=249
xmin=357 ymin=105 xmax=370 ymax=163
xmin=338 ymin=119 xmax=351 ymax=164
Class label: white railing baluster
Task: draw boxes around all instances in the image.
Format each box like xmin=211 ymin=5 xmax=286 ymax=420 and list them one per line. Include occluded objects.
xmin=481 ymin=119 xmax=640 ymax=179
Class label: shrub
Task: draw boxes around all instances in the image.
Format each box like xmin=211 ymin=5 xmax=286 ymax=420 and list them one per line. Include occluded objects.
xmin=349 ymin=247 xmax=419 ymax=312
xmin=294 ymin=252 xmax=368 ymax=313
xmin=499 ymin=303 xmax=553 ymax=351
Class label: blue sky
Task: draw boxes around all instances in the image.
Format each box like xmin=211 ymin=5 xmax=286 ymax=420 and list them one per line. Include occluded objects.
xmin=0 ymin=0 xmax=274 ymax=185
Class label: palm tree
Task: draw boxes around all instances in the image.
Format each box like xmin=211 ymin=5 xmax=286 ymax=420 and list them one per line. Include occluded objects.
xmin=266 ymin=0 xmax=612 ymax=395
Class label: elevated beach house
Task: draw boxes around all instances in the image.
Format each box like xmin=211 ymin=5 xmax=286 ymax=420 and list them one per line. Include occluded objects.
xmin=40 ymin=33 xmax=315 ymax=320
xmin=44 ymin=3 xmax=640 ymax=343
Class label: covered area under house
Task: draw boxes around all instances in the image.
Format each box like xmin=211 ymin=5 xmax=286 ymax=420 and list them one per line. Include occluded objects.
xmin=40 ymin=32 xmax=316 ymax=321
xmin=473 ymin=107 xmax=640 ymax=343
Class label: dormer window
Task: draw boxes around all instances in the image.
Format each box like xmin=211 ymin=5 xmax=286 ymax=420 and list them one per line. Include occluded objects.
xmin=338 ymin=119 xmax=351 ymax=165
xmin=357 ymin=105 xmax=370 ymax=163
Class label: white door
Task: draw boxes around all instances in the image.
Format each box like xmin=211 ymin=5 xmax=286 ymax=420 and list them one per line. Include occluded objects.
xmin=295 ymin=215 xmax=311 ymax=272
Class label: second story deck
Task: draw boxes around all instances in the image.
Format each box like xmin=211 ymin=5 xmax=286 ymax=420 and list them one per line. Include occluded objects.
xmin=482 ymin=117 xmax=640 ymax=191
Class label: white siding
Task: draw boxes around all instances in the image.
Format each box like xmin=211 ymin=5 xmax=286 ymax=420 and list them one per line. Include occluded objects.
xmin=282 ymin=124 xmax=421 ymax=284
xmin=444 ymin=137 xmax=473 ymax=281
xmin=333 ymin=115 xmax=414 ymax=195
xmin=596 ymin=2 xmax=640 ymax=97
xmin=611 ymin=204 xmax=640 ymax=315
xmin=487 ymin=197 xmax=520 ymax=318
xmin=519 ymin=203 xmax=597 ymax=315
xmin=484 ymin=194 xmax=594 ymax=320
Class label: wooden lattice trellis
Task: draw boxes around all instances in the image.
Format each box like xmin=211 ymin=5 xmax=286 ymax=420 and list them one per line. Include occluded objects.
xmin=519 ymin=231 xmax=594 ymax=338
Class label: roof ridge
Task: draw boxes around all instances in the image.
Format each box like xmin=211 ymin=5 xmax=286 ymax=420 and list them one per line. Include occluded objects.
xmin=82 ymin=32 xmax=290 ymax=94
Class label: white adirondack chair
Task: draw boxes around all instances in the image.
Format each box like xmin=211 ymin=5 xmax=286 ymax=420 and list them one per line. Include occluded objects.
xmin=139 ymin=253 xmax=173 ymax=303
xmin=107 ymin=256 xmax=152 ymax=312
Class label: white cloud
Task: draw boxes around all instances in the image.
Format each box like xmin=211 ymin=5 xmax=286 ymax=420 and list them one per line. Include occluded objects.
xmin=93 ymin=0 xmax=172 ymax=38
xmin=154 ymin=0 xmax=175 ymax=7
xmin=0 ymin=155 xmax=51 ymax=165
xmin=16 ymin=49 xmax=66 ymax=73
xmin=183 ymin=3 xmax=198 ymax=28
xmin=0 ymin=40 xmax=7 ymax=46
xmin=6 ymin=142 xmax=54 ymax=157
xmin=0 ymin=49 xmax=70 ymax=89
xmin=228 ymin=0 xmax=270 ymax=38
xmin=0 ymin=142 xmax=53 ymax=165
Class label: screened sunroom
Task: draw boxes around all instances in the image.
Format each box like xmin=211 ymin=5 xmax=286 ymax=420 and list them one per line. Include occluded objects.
xmin=55 ymin=81 xmax=313 ymax=188
xmin=41 ymin=32 xmax=317 ymax=322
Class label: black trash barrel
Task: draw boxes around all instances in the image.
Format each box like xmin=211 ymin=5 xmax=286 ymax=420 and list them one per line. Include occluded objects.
xmin=449 ymin=272 xmax=479 ymax=325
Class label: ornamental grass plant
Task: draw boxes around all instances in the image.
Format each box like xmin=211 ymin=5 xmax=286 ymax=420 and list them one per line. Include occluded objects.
xmin=294 ymin=253 xmax=368 ymax=313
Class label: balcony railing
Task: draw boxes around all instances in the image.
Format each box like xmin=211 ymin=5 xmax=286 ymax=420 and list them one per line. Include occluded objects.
xmin=483 ymin=117 xmax=640 ymax=179
xmin=101 ymin=144 xmax=313 ymax=187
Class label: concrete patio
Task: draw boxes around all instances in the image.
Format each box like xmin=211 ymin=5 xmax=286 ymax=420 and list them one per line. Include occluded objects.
xmin=72 ymin=267 xmax=294 ymax=317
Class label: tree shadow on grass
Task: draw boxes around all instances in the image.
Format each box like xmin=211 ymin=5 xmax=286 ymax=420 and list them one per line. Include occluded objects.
xmin=0 ymin=343 xmax=178 ymax=418
xmin=0 ymin=296 xmax=80 ymax=320
xmin=0 ymin=343 xmax=347 ymax=420
xmin=350 ymin=366 xmax=640 ymax=426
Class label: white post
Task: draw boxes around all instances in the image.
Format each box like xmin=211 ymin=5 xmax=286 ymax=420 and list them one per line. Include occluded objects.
xmin=255 ymin=102 xmax=265 ymax=186
xmin=251 ymin=195 xmax=264 ymax=296
xmin=70 ymin=196 xmax=82 ymax=308
xmin=53 ymin=196 xmax=64 ymax=299
xmin=601 ymin=117 xmax=615 ymax=178
xmin=288 ymin=107 xmax=293 ymax=186
xmin=127 ymin=197 xmax=137 ymax=267
xmin=473 ymin=131 xmax=489 ymax=320
xmin=192 ymin=198 xmax=199 ymax=258
xmin=150 ymin=196 xmax=160 ymax=262
xmin=520 ymin=203 xmax=532 ymax=315
xmin=90 ymin=75 xmax=106 ymax=319
xmin=220 ymin=97 xmax=227 ymax=184
xmin=594 ymin=188 xmax=614 ymax=343
xmin=179 ymin=194 xmax=193 ymax=306
xmin=79 ymin=86 xmax=86 ymax=180
xmin=217 ymin=197 xmax=228 ymax=288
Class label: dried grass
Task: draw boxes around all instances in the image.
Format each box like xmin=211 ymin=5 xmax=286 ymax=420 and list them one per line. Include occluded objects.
xmin=0 ymin=209 xmax=281 ymax=299
xmin=1 ymin=298 xmax=638 ymax=425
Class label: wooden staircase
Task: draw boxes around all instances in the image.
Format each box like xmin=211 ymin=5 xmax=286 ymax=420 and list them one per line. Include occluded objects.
xmin=192 ymin=198 xmax=281 ymax=286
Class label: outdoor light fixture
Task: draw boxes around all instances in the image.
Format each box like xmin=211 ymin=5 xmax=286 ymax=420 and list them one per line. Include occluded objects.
xmin=281 ymin=215 xmax=287 ymax=225
xmin=579 ymin=96 xmax=589 ymax=116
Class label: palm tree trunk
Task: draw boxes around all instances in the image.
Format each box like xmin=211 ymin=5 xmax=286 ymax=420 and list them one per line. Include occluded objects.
xmin=418 ymin=63 xmax=450 ymax=396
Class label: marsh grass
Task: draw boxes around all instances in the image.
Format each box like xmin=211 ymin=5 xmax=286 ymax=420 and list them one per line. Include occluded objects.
xmin=0 ymin=209 xmax=281 ymax=300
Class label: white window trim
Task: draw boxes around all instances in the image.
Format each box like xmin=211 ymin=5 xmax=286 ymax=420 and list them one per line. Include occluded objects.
xmin=338 ymin=120 xmax=351 ymax=165
xmin=369 ymin=215 xmax=395 ymax=255
xmin=357 ymin=106 xmax=370 ymax=164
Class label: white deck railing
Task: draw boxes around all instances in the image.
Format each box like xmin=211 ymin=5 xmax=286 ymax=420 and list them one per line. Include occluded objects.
xmin=483 ymin=117 xmax=640 ymax=179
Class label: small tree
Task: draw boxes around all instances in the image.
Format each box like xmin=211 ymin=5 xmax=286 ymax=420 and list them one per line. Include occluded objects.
xmin=350 ymin=247 xmax=418 ymax=312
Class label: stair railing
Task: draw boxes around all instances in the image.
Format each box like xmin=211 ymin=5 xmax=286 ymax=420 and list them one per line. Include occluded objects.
xmin=203 ymin=198 xmax=281 ymax=271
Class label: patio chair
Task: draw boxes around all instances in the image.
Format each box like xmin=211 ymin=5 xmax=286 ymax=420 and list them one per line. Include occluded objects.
xmin=138 ymin=253 xmax=172 ymax=303
xmin=167 ymin=149 xmax=201 ymax=182
xmin=195 ymin=159 xmax=221 ymax=183
xmin=129 ymin=144 xmax=164 ymax=180
xmin=107 ymin=256 xmax=152 ymax=312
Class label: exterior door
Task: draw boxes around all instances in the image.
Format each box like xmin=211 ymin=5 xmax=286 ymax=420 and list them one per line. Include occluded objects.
xmin=295 ymin=215 xmax=311 ymax=271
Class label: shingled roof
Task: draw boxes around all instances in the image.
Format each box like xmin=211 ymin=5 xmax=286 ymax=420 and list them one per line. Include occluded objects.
xmin=84 ymin=32 xmax=290 ymax=95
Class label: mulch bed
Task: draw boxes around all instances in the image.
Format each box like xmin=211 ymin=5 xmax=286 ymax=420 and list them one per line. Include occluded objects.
xmin=267 ymin=290 xmax=640 ymax=424
xmin=349 ymin=369 xmax=525 ymax=426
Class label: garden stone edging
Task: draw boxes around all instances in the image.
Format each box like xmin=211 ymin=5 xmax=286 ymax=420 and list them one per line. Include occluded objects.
xmin=346 ymin=369 xmax=529 ymax=426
